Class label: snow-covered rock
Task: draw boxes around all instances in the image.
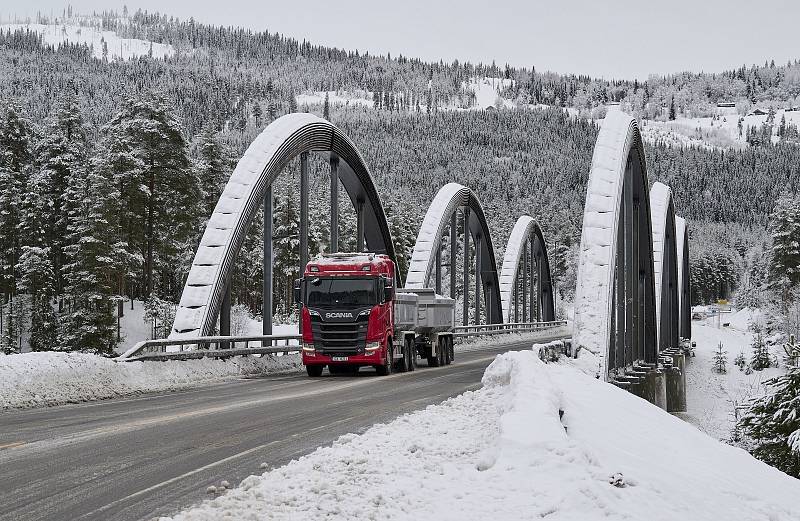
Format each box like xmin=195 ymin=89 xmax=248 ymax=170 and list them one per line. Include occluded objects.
xmin=0 ymin=351 xmax=302 ymax=410
xmin=162 ymin=349 xmax=800 ymax=521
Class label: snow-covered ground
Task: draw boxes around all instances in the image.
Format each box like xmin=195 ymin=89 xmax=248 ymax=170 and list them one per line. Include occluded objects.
xmin=295 ymin=90 xmax=374 ymax=109
xmin=682 ymin=309 xmax=784 ymax=442
xmin=0 ymin=22 xmax=174 ymax=61
xmin=163 ymin=348 xmax=800 ymax=521
xmin=0 ymin=351 xmax=303 ymax=410
xmin=639 ymin=109 xmax=800 ymax=150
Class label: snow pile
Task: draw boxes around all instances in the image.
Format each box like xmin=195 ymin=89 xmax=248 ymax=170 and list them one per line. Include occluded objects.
xmin=0 ymin=351 xmax=302 ymax=409
xmin=0 ymin=23 xmax=174 ymax=61
xmin=728 ymin=307 xmax=764 ymax=333
xmin=163 ymin=350 xmax=800 ymax=521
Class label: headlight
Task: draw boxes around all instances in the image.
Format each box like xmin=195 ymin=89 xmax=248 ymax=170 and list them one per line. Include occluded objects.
xmin=302 ymin=343 xmax=316 ymax=355
xmin=365 ymin=342 xmax=381 ymax=352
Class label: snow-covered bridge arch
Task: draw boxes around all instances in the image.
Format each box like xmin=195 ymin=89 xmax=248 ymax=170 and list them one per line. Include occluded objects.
xmin=650 ymin=182 xmax=679 ymax=352
xmin=675 ymin=216 xmax=691 ymax=341
xmin=498 ymin=216 xmax=555 ymax=323
xmin=573 ymin=110 xmax=658 ymax=380
xmin=405 ymin=183 xmax=503 ymax=324
xmin=171 ymin=113 xmax=396 ymax=338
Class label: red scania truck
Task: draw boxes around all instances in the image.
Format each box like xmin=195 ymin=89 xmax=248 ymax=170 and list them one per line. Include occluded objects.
xmin=295 ymin=253 xmax=455 ymax=377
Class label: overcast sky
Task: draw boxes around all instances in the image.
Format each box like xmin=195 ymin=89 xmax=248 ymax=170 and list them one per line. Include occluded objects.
xmin=2 ymin=0 xmax=798 ymax=79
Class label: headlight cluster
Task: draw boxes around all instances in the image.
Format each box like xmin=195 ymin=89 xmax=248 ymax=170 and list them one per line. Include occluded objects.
xmin=365 ymin=341 xmax=381 ymax=352
xmin=302 ymin=343 xmax=316 ymax=356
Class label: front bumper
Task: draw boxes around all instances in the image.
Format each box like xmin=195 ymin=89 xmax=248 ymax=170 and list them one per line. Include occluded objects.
xmin=302 ymin=348 xmax=385 ymax=366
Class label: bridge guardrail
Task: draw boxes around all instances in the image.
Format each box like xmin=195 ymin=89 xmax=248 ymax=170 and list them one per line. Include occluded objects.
xmin=116 ymin=321 xmax=568 ymax=362
xmin=453 ymin=320 xmax=568 ymax=337
xmin=117 ymin=334 xmax=302 ymax=362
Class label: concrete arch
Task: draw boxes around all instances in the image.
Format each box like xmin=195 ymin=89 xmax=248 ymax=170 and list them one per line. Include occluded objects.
xmin=573 ymin=110 xmax=658 ymax=379
xmin=171 ymin=113 xmax=396 ymax=338
xmin=675 ymin=216 xmax=691 ymax=340
xmin=405 ymin=182 xmax=503 ymax=324
xmin=650 ymin=182 xmax=679 ymax=351
xmin=499 ymin=216 xmax=556 ymax=323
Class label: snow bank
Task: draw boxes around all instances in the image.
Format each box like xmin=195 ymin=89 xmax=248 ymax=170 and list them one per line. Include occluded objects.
xmin=0 ymin=352 xmax=302 ymax=410
xmin=163 ymin=349 xmax=800 ymax=521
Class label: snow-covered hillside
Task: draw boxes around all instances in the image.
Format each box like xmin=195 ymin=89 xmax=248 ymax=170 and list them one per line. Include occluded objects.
xmin=640 ymin=108 xmax=800 ymax=149
xmin=0 ymin=22 xmax=174 ymax=61
xmin=162 ymin=349 xmax=800 ymax=521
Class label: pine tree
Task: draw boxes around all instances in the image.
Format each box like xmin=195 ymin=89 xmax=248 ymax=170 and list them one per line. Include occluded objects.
xmin=93 ymin=93 xmax=200 ymax=300
xmin=17 ymin=246 xmax=58 ymax=351
xmin=713 ymin=342 xmax=728 ymax=373
xmin=669 ymin=97 xmax=676 ymax=120
xmin=751 ymin=333 xmax=772 ymax=370
xmin=735 ymin=352 xmax=747 ymax=371
xmin=0 ymin=297 xmax=20 ymax=354
xmin=323 ymin=92 xmax=330 ymax=120
xmin=769 ymin=193 xmax=800 ymax=292
xmin=739 ymin=365 xmax=800 ymax=478
xmin=0 ymin=102 xmax=33 ymax=299
xmin=59 ymin=166 xmax=125 ymax=354
xmin=193 ymin=123 xmax=231 ymax=219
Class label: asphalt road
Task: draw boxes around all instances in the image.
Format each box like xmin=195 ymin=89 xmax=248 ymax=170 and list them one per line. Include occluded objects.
xmin=0 ymin=330 xmax=568 ymax=521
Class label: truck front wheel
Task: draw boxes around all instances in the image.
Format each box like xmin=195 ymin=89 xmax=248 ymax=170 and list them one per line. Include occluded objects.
xmin=306 ymin=365 xmax=324 ymax=377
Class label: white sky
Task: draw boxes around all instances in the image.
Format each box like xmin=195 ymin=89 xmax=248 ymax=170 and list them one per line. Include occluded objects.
xmin=2 ymin=0 xmax=798 ymax=80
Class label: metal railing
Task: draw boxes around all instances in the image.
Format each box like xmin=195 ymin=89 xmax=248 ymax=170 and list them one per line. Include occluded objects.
xmin=117 ymin=321 xmax=569 ymax=362
xmin=453 ymin=320 xmax=568 ymax=338
xmin=117 ymin=334 xmax=302 ymax=362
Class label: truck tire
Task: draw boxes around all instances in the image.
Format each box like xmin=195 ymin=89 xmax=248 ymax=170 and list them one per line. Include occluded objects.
xmin=306 ymin=365 xmax=324 ymax=377
xmin=428 ymin=340 xmax=441 ymax=367
xmin=438 ymin=337 xmax=446 ymax=366
xmin=448 ymin=336 xmax=455 ymax=364
xmin=376 ymin=344 xmax=393 ymax=376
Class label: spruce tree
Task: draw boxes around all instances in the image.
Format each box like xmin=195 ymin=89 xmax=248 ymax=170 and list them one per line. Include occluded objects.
xmin=769 ymin=193 xmax=800 ymax=291
xmin=60 ymin=166 xmax=125 ymax=354
xmin=751 ymin=333 xmax=772 ymax=370
xmin=17 ymin=246 xmax=58 ymax=351
xmin=739 ymin=365 xmax=800 ymax=478
xmin=713 ymin=342 xmax=728 ymax=373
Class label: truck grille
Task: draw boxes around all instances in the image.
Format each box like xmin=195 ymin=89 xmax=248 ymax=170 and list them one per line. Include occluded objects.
xmin=311 ymin=317 xmax=368 ymax=354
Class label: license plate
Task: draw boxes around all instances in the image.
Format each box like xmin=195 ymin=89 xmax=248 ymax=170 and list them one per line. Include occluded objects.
xmin=331 ymin=356 xmax=349 ymax=362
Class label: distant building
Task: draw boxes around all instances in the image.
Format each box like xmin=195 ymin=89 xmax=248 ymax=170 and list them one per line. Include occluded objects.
xmin=748 ymin=108 xmax=769 ymax=116
xmin=716 ymin=101 xmax=736 ymax=108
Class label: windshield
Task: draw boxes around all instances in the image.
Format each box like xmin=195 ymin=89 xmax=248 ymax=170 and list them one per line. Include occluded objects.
xmin=305 ymin=277 xmax=378 ymax=308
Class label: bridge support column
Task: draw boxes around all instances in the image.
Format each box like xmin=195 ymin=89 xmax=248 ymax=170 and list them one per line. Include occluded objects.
xmin=435 ymin=243 xmax=442 ymax=295
xmin=475 ymin=234 xmax=482 ymax=324
xmin=450 ymin=213 xmax=457 ymax=299
xmin=221 ymin=277 xmax=231 ymax=337
xmin=530 ymin=242 xmax=537 ymax=321
xmin=356 ymin=199 xmax=365 ymax=252
xmin=330 ymin=154 xmax=339 ymax=253
xmin=263 ymin=185 xmax=273 ymax=338
xmin=299 ymin=152 xmax=309 ymax=274
xmin=522 ymin=241 xmax=528 ymax=322
xmin=462 ymin=208 xmax=470 ymax=326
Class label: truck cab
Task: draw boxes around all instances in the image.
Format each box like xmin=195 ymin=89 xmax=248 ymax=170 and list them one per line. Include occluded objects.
xmin=296 ymin=253 xmax=396 ymax=377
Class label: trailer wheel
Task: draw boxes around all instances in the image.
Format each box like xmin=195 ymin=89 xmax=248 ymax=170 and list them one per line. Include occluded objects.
xmin=438 ymin=337 xmax=446 ymax=366
xmin=306 ymin=365 xmax=324 ymax=377
xmin=448 ymin=336 xmax=455 ymax=364
xmin=407 ymin=337 xmax=416 ymax=372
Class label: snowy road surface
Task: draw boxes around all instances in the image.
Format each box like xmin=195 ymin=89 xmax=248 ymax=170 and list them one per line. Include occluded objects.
xmin=0 ymin=333 xmax=566 ymax=521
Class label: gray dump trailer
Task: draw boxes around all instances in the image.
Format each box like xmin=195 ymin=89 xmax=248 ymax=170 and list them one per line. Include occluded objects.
xmin=395 ymin=288 xmax=456 ymax=367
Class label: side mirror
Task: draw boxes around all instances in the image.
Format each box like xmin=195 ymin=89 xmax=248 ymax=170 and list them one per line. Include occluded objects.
xmin=293 ymin=278 xmax=302 ymax=305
